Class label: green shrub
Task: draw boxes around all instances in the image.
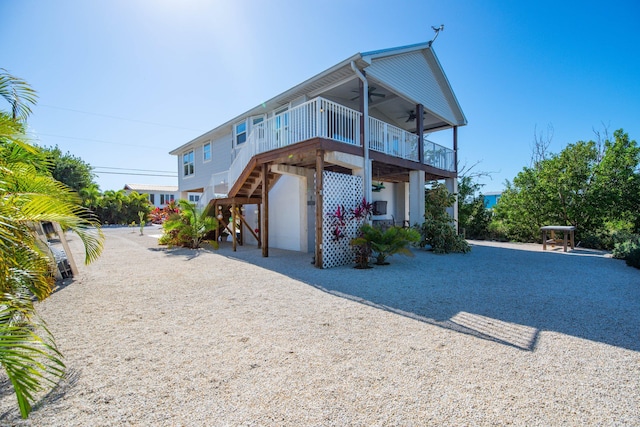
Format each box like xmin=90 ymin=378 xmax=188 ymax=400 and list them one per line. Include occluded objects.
xmin=418 ymin=183 xmax=471 ymax=254
xmin=625 ymin=248 xmax=640 ymax=269
xmin=160 ymin=200 xmax=218 ymax=249
xmin=487 ymin=219 xmax=509 ymax=241
xmin=579 ymin=221 xmax=636 ymax=250
xmin=353 ymin=224 xmax=421 ymax=265
xmin=418 ymin=220 xmax=471 ymax=254
xmin=612 ymin=234 xmax=640 ymax=259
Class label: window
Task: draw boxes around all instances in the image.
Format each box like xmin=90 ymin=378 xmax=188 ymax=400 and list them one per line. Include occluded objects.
xmin=203 ymin=142 xmax=211 ymax=162
xmin=160 ymin=194 xmax=175 ymax=205
xmin=183 ymin=150 xmax=194 ymax=176
xmin=235 ymin=121 xmax=247 ymax=145
xmin=188 ymin=194 xmax=200 ymax=203
xmin=149 ymin=194 xmax=155 ymax=205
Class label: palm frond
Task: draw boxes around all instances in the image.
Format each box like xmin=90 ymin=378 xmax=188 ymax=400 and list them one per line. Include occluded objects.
xmin=0 ymin=301 xmax=64 ymax=419
xmin=0 ymin=69 xmax=38 ymax=122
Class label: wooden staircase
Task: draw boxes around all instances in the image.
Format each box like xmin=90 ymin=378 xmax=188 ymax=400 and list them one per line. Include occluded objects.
xmin=228 ymin=158 xmax=281 ymax=199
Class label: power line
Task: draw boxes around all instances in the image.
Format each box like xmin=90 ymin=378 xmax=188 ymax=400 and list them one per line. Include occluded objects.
xmin=32 ymin=132 xmax=161 ymax=149
xmin=93 ymin=171 xmax=177 ymax=177
xmin=39 ymin=104 xmax=206 ymax=133
xmin=94 ymin=166 xmax=175 ymax=173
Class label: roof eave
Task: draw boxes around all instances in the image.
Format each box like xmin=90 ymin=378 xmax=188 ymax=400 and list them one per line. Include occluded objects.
xmin=426 ymin=46 xmax=468 ymax=126
xmin=170 ymin=53 xmax=367 ymax=156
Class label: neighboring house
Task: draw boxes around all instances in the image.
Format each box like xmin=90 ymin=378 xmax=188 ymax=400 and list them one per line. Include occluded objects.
xmin=170 ymin=41 xmax=467 ymax=268
xmin=483 ymin=192 xmax=502 ymax=209
xmin=123 ymin=184 xmax=181 ymax=209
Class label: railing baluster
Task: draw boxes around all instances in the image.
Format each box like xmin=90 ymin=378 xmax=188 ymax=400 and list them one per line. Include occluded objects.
xmin=227 ymin=97 xmax=455 ymax=191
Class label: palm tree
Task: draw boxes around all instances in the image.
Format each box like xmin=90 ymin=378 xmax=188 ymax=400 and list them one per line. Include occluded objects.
xmin=162 ymin=200 xmax=218 ymax=249
xmin=357 ymin=224 xmax=421 ymax=265
xmin=0 ymin=68 xmax=104 ymax=418
xmin=0 ymin=68 xmax=37 ymax=121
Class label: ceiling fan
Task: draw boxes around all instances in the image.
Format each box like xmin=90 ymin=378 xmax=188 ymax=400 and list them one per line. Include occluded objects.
xmin=351 ymin=86 xmax=386 ymax=103
xmin=404 ymin=110 xmax=426 ymax=122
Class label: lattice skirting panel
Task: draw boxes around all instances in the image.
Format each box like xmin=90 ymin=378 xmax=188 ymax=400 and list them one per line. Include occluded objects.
xmin=322 ymin=171 xmax=364 ymax=269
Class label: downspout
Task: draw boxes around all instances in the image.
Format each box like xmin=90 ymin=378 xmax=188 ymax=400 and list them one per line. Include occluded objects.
xmin=350 ymin=61 xmax=371 ymax=205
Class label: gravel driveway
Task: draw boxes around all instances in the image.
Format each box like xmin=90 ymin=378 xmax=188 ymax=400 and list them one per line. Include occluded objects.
xmin=0 ymin=225 xmax=638 ymax=426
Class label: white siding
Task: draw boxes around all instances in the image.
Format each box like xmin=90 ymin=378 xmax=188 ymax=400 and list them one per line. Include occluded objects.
xmin=177 ymin=131 xmax=232 ymax=192
xmin=365 ymin=51 xmax=457 ymax=125
xmin=269 ymin=175 xmax=306 ymax=252
xmin=211 ymin=132 xmax=233 ymax=173
xmin=371 ymin=183 xmax=395 ymax=222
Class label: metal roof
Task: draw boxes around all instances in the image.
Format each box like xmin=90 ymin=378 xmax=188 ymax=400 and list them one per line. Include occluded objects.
xmin=124 ymin=184 xmax=179 ymax=192
xmin=170 ymin=42 xmax=466 ymax=155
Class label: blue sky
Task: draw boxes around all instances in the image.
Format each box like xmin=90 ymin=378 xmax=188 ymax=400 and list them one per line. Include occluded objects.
xmin=2 ymin=0 xmax=639 ymax=193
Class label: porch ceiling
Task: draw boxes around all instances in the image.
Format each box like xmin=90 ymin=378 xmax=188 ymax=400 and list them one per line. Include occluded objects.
xmin=318 ymin=76 xmax=449 ymax=134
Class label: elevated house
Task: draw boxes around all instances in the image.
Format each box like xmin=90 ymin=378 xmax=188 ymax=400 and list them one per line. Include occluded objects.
xmin=170 ymin=42 xmax=466 ymax=268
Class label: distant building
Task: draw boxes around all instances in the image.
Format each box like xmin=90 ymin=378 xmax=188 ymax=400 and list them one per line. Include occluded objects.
xmin=123 ymin=184 xmax=180 ymax=208
xmin=483 ymin=192 xmax=502 ymax=209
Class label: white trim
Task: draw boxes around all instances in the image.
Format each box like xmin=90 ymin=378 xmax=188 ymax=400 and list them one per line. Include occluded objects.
xmin=234 ymin=120 xmax=247 ymax=148
xmin=182 ymin=150 xmax=195 ymax=177
xmin=203 ymin=141 xmax=212 ymax=163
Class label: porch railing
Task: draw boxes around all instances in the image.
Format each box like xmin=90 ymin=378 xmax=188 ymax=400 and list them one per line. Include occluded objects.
xmin=198 ymin=170 xmax=229 ymax=208
xmin=424 ymin=140 xmax=455 ymax=172
xmin=228 ymin=97 xmax=361 ymax=187
xmin=369 ymin=117 xmax=420 ymax=162
xmin=226 ymin=96 xmax=455 ymax=195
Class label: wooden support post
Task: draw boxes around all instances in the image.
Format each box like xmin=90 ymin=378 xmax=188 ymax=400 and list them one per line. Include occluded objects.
xmin=53 ymin=222 xmax=79 ymax=276
xmin=214 ymin=204 xmax=220 ymax=242
xmin=238 ymin=214 xmax=260 ymax=244
xmin=231 ymin=203 xmax=237 ymax=252
xmin=261 ymin=163 xmax=269 ymax=257
xmin=315 ymin=149 xmax=324 ymax=268
xmin=416 ymin=103 xmax=424 ymax=164
xmin=238 ymin=206 xmax=244 ymax=246
xmin=257 ymin=204 xmax=262 ymax=249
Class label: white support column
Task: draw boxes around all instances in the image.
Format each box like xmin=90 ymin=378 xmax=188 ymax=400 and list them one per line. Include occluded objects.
xmin=409 ymin=170 xmax=425 ymax=227
xmin=445 ymin=178 xmax=459 ymax=232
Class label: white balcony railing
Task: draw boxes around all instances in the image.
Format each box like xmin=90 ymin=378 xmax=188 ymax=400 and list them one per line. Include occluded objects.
xmin=229 ymin=97 xmax=361 ymax=187
xmin=226 ymin=96 xmax=455 ymax=195
xmin=424 ymin=140 xmax=455 ymax=172
xmin=369 ymin=117 xmax=420 ymax=162
xmin=369 ymin=117 xmax=455 ymax=172
xmin=198 ymin=170 xmax=229 ymax=208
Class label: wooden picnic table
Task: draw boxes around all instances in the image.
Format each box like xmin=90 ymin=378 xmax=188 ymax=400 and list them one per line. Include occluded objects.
xmin=541 ymin=225 xmax=576 ymax=252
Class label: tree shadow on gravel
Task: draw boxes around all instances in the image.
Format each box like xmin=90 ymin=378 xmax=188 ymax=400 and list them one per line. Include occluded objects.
xmin=212 ymin=243 xmax=640 ymax=352
xmin=148 ymin=246 xmax=204 ymax=260
xmin=0 ymin=368 xmax=81 ymax=422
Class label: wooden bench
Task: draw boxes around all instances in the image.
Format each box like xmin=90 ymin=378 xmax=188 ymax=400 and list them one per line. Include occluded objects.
xmin=541 ymin=226 xmax=576 ymax=252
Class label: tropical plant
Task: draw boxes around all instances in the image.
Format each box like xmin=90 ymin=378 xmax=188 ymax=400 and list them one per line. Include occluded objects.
xmin=457 ymin=175 xmax=493 ymax=239
xmin=138 ymin=211 xmax=146 ymax=235
xmin=160 ymin=200 xmax=218 ymax=249
xmin=0 ymin=68 xmax=104 ymax=418
xmin=350 ymin=232 xmax=373 ymax=269
xmin=94 ymin=190 xmax=151 ymax=225
xmin=418 ymin=182 xmax=470 ymax=254
xmin=78 ymin=183 xmax=101 ymax=211
xmin=354 ymin=224 xmax=420 ymax=265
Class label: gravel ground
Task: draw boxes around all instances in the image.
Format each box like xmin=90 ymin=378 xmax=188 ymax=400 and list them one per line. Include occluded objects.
xmin=0 ymin=225 xmax=638 ymax=426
